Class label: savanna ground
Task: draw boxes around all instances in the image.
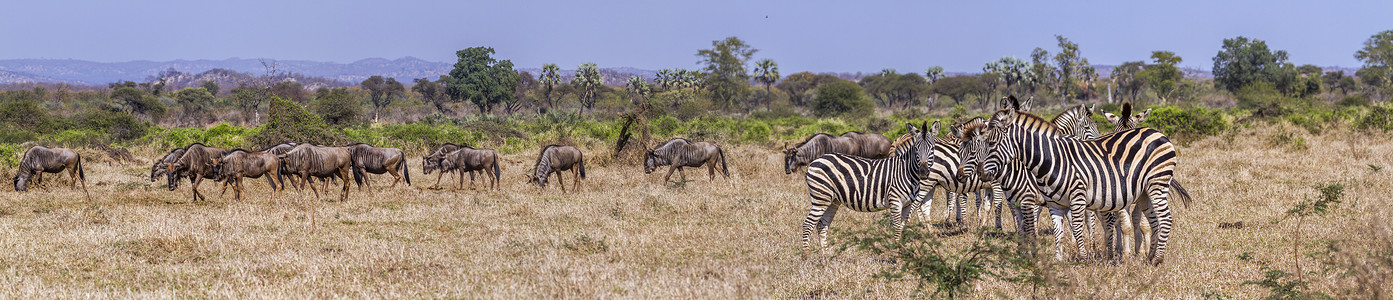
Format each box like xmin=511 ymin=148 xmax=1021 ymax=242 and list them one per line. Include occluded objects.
xmin=1 ymin=124 xmax=1390 ymax=298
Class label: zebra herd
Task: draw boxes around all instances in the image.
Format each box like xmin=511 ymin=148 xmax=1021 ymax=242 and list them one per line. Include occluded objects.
xmin=799 ymin=96 xmax=1191 ymax=265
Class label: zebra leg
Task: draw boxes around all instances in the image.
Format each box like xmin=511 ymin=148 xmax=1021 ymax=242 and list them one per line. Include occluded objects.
xmin=892 ymin=197 xmax=907 ymax=242
xmin=991 ymin=186 xmax=1004 ymax=229
xmin=1131 ymin=198 xmax=1152 ymax=258
xmin=1048 ymin=205 xmax=1069 ymax=260
xmin=906 ymin=184 xmax=929 ymax=225
xmin=1146 ymin=183 xmax=1174 ymax=265
xmin=955 ymin=192 xmax=967 ymax=225
xmin=918 ymin=185 xmax=937 ymax=223
xmin=815 ymin=202 xmax=841 ymax=256
xmin=1102 ymin=211 xmax=1120 ymax=261
xmin=1067 ymin=195 xmax=1091 ymax=260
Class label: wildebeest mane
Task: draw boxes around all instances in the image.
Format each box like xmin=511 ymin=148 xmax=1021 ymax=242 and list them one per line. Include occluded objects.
xmin=793 ymin=133 xmax=834 ymax=148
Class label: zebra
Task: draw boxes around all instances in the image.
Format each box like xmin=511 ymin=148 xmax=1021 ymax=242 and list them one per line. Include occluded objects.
xmin=1103 ymin=102 xmax=1193 ymax=259
xmin=899 ymin=117 xmax=998 ymax=227
xmin=964 ymin=107 xmax=1191 ymax=265
xmin=801 ymin=121 xmax=940 ymax=256
xmin=1103 ymin=102 xmax=1151 ymax=132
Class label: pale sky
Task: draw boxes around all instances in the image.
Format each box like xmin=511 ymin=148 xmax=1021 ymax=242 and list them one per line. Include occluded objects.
xmin=1 ymin=0 xmax=1388 ymax=73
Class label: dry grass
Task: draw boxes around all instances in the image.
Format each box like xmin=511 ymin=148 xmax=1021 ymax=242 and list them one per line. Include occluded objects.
xmin=1 ymin=125 xmax=1391 ymax=298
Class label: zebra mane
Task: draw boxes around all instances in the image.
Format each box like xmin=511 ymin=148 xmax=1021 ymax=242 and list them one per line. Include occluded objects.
xmin=890 ymin=133 xmax=914 ymax=149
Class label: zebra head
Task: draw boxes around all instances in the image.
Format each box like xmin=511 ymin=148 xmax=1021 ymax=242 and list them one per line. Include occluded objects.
xmin=975 ymin=109 xmax=1020 ymax=181
xmin=956 ymin=119 xmax=990 ymax=183
xmin=904 ymin=121 xmax=941 ymax=176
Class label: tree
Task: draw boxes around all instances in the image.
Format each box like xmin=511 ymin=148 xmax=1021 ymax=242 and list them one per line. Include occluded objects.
xmin=810 ymin=80 xmax=872 ymax=118
xmin=777 ymin=72 xmax=838 ymax=107
xmin=413 ymin=76 xmax=454 ymax=115
xmin=445 ymin=46 xmax=519 ymax=114
xmin=1356 ymin=30 xmax=1393 ymax=97
xmin=1295 ymin=65 xmax=1324 ymax=97
xmin=696 ymin=36 xmax=757 ymax=109
xmin=310 ymin=87 xmax=361 ymax=126
xmin=924 ymin=66 xmax=946 ymax=108
xmin=1111 ymin=61 xmax=1146 ymax=102
xmin=1212 ymin=36 xmax=1292 ymax=93
xmin=753 ymin=58 xmax=780 ymax=110
xmin=572 ymin=62 xmax=603 ymax=113
xmin=174 ymin=87 xmax=214 ymax=126
xmin=1079 ymin=59 xmax=1097 ymax=100
xmin=229 ymin=85 xmax=261 ymax=125
xmin=1146 ymin=51 xmax=1184 ymax=102
xmin=985 ymin=57 xmax=1029 ymax=96
xmin=861 ymin=69 xmax=926 ymax=109
xmin=1029 ymin=48 xmax=1055 ymax=96
xmin=361 ymin=75 xmax=405 ymax=122
xmin=539 ymin=63 xmax=562 ymax=109
xmin=110 ymin=86 xmax=165 ymax=122
xmin=502 ymin=71 xmax=536 ymax=115
xmin=624 ymin=75 xmax=652 ymax=105
xmin=201 ymin=80 xmax=220 ymax=96
xmin=931 ymin=75 xmax=987 ymax=106
xmin=1053 ymin=35 xmax=1082 ymax=101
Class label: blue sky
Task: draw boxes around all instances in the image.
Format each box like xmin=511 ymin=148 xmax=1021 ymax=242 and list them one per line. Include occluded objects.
xmin=1 ymin=0 xmax=1388 ymax=73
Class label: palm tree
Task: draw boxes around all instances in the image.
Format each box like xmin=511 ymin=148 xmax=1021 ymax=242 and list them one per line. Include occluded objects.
xmin=573 ymin=63 xmax=603 ymax=113
xmin=655 ymin=69 xmax=674 ymax=91
xmin=625 ymin=75 xmax=652 ymax=104
xmin=753 ymin=59 xmax=780 ymax=110
xmin=925 ymin=66 xmax=945 ymax=108
xmin=540 ymin=63 xmax=562 ymax=109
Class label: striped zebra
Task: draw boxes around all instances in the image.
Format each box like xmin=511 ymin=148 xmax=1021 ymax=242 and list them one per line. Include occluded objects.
xmin=801 ymin=121 xmax=940 ymax=255
xmin=1103 ymin=102 xmax=1195 ymax=259
xmin=965 ymin=108 xmax=1191 ymax=265
xmin=902 ymin=117 xmax=998 ymax=227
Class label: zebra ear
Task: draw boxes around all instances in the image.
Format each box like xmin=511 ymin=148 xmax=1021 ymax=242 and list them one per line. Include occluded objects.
xmin=1022 ymin=96 xmax=1035 ymax=111
xmin=1104 ymin=112 xmax=1121 ymax=124
xmin=929 ymin=121 xmax=941 ymax=136
xmin=1088 ymin=103 xmax=1098 ymax=116
xmin=905 ymin=122 xmax=920 ymax=135
xmin=1137 ymin=108 xmax=1152 ymax=123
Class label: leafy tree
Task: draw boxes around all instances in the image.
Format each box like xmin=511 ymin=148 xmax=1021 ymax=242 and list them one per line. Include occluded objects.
xmin=696 ymin=36 xmax=757 ymax=109
xmin=932 ymin=75 xmax=987 ymax=106
xmin=1028 ymin=48 xmax=1055 ymax=96
xmin=539 ymin=63 xmax=562 ymax=109
xmin=109 ymin=86 xmax=165 ymax=122
xmin=777 ymin=72 xmax=839 ymax=107
xmin=1145 ymin=51 xmax=1184 ymax=102
xmin=1053 ymin=35 xmax=1081 ymax=101
xmin=1323 ymin=71 xmax=1347 ymax=95
xmin=572 ymin=62 xmax=604 ymax=113
xmin=1111 ymin=61 xmax=1146 ymax=102
xmin=1212 ymin=36 xmax=1292 ymax=93
xmin=174 ymin=87 xmax=214 ymax=126
xmin=924 ymin=66 xmax=946 ymax=108
xmin=753 ymin=58 xmax=780 ymax=110
xmin=445 ymin=46 xmax=519 ymax=114
xmin=504 ymin=71 xmax=536 ymax=115
xmin=413 ymin=76 xmax=453 ymax=115
xmin=985 ymin=57 xmax=1030 ymax=96
xmin=310 ymin=87 xmax=361 ymax=126
xmin=229 ymin=85 xmax=262 ymax=125
xmin=201 ymin=80 xmax=220 ymax=96
xmin=1294 ymin=65 xmax=1324 ymax=97
xmin=1079 ymin=59 xmax=1097 ymax=100
xmin=1356 ymin=30 xmax=1393 ymax=97
xmin=271 ymin=81 xmax=309 ymax=103
xmin=624 ymin=75 xmax=652 ymax=105
xmin=361 ymin=75 xmax=405 ymax=122
xmin=811 ymin=80 xmax=872 ymax=118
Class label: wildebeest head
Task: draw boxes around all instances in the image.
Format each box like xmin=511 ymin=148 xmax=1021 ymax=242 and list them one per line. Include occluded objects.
xmin=643 ymin=149 xmax=665 ymax=174
xmin=13 ymin=171 xmax=32 ymax=192
xmin=782 ymin=142 xmax=800 ymax=175
xmin=209 ymin=156 xmax=227 ymax=182
xmin=166 ymin=163 xmax=185 ymax=191
xmin=528 ymin=169 xmax=548 ymax=188
xmin=150 ymin=162 xmax=167 ymax=182
xmin=422 ymin=155 xmax=440 ymax=175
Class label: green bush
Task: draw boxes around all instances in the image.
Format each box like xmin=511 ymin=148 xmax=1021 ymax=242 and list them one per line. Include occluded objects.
xmin=1235 ymin=83 xmax=1309 ymax=118
xmin=1357 ymin=104 xmax=1393 ymax=132
xmin=0 ymin=143 xmax=22 ymax=167
xmin=309 ymin=88 xmax=362 ymax=126
xmin=70 ymin=109 xmax=150 ymax=143
xmin=1143 ymin=105 xmax=1228 ymax=140
xmin=1336 ymin=95 xmax=1369 ymax=107
xmin=811 ymin=81 xmax=873 ymax=118
xmin=740 ymin=120 xmax=772 ymax=143
xmin=247 ymin=96 xmax=347 ymax=148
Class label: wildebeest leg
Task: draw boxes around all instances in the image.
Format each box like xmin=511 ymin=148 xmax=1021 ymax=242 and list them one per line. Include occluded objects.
xmin=708 ymin=163 xmax=716 ymax=180
xmin=663 ymin=166 xmax=678 ymax=183
xmin=556 ymin=171 xmax=565 ymax=193
xmin=338 ymin=168 xmax=351 ymax=202
xmin=676 ymin=167 xmax=686 ymax=181
xmin=234 ymin=178 xmax=244 ymax=202
xmin=304 ymin=173 xmax=322 ymax=201
xmin=387 ymin=165 xmax=401 ymax=189
xmin=572 ymin=168 xmax=581 ymax=192
xmin=433 ymin=171 xmax=444 ymax=189
xmin=191 ymin=176 xmax=205 ymax=202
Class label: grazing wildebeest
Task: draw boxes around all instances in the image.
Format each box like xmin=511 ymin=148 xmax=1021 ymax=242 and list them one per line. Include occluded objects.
xmin=13 ymin=146 xmax=89 ymax=200
xmin=644 ymin=138 xmax=728 ymax=182
xmin=439 ymin=146 xmax=501 ymax=190
xmin=345 ymin=143 xmax=410 ymax=192
xmin=260 ymin=143 xmax=306 ymax=189
xmin=783 ymin=133 xmax=860 ymax=174
xmin=528 ymin=145 xmax=585 ymax=192
xmin=839 ymin=131 xmax=892 ymax=159
xmin=278 ymin=144 xmax=354 ymax=201
xmin=423 ymin=143 xmax=466 ymax=188
xmin=150 ymin=147 xmax=187 ymax=183
xmin=210 ymin=149 xmax=283 ymax=202
xmin=165 ymin=143 xmax=228 ymax=202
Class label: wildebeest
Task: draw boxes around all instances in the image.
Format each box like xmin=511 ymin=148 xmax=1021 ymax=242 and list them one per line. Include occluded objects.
xmin=260 ymin=143 xmax=306 ymax=189
xmin=345 ymin=143 xmax=410 ymax=192
xmin=839 ymin=131 xmax=892 ymax=159
xmin=644 ymin=138 xmax=728 ymax=182
xmin=150 ymin=147 xmax=187 ymax=182
xmin=210 ymin=149 xmax=283 ymax=202
xmin=278 ymin=144 xmax=354 ymax=201
xmin=438 ymin=146 xmax=501 ymax=190
xmin=12 ymin=146 xmax=89 ymax=200
xmin=783 ymin=133 xmax=860 ymax=174
xmin=422 ymin=143 xmax=466 ymax=188
xmin=165 ymin=143 xmax=228 ymax=202
xmin=528 ymin=145 xmax=585 ymax=192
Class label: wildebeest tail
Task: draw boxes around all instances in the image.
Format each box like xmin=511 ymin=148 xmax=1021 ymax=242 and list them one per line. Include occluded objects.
xmin=1171 ymin=179 xmax=1194 ymax=208
xmin=402 ymin=159 xmax=412 ymax=186
xmin=492 ymin=152 xmax=501 ymax=181
xmin=578 ymin=155 xmax=586 ymax=179
xmin=76 ymin=153 xmax=85 ymax=181
xmin=352 ymin=161 xmax=365 ymax=187
xmin=718 ymin=147 xmax=729 ymax=177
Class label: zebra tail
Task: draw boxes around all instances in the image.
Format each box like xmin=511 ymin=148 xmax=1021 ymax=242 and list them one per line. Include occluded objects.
xmin=1171 ymin=179 xmax=1193 ymax=208
xmin=718 ymin=147 xmax=729 ymax=177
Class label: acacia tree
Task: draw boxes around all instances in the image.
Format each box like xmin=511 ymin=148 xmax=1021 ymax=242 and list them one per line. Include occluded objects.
xmin=572 ymin=62 xmax=603 ymax=113
xmin=1212 ymin=36 xmax=1291 ymax=93
xmin=446 ymin=46 xmax=518 ymax=114
xmin=924 ymin=66 xmax=945 ymax=108
xmin=413 ymin=76 xmax=453 ymax=115
xmin=175 ymin=87 xmax=214 ymax=126
xmin=1111 ymin=61 xmax=1146 ymax=103
xmin=697 ymin=36 xmax=757 ymax=109
xmin=1356 ymin=30 xmax=1393 ymax=98
xmin=539 ymin=63 xmax=562 ymax=109
xmin=361 ymin=75 xmax=405 ymax=122
xmin=753 ymin=58 xmax=780 ymax=110
xmin=111 ymin=86 xmax=165 ymax=122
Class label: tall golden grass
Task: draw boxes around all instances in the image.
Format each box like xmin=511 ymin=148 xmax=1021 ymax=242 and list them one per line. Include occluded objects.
xmin=0 ymin=123 xmax=1389 ymax=298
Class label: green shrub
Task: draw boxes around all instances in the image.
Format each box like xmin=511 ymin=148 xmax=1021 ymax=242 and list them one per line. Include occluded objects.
xmin=309 ymin=88 xmax=362 ymax=126
xmin=247 ymin=97 xmax=347 ymax=148
xmin=1235 ymin=83 xmax=1309 ymax=118
xmin=70 ymin=109 xmax=150 ymax=143
xmin=0 ymin=143 xmax=25 ymax=167
xmin=739 ymin=120 xmax=772 ymax=143
xmin=811 ymin=81 xmax=873 ymax=118
xmin=1357 ymin=104 xmax=1393 ymax=132
xmin=1143 ymin=105 xmax=1228 ymax=140
xmin=1336 ymin=95 xmax=1369 ymax=108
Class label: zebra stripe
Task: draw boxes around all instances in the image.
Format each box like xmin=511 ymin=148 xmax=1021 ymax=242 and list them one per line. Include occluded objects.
xmin=802 ymin=122 xmax=939 ymax=255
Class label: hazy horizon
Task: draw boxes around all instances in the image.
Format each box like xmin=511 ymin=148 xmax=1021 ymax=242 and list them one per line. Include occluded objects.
xmin=2 ymin=0 xmax=1388 ymax=73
